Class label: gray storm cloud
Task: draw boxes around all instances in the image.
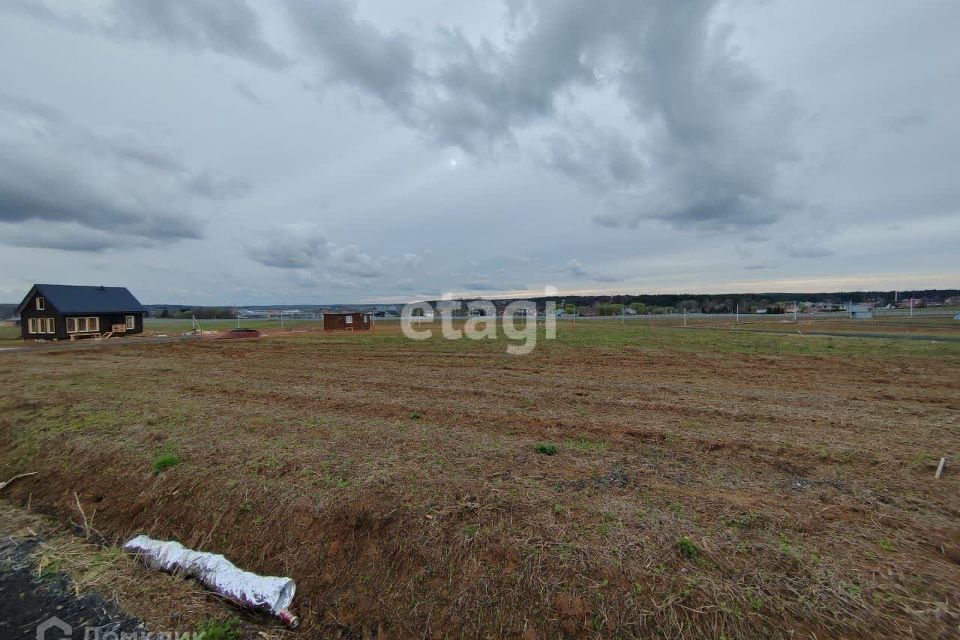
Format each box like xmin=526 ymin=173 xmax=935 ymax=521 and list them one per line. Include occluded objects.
xmin=283 ymin=0 xmax=800 ymax=231
xmin=1 ymin=0 xmax=956 ymax=301
xmin=4 ymin=0 xmax=287 ymax=69
xmin=4 ymin=0 xmax=804 ymax=234
xmin=0 ymin=96 xmax=247 ymax=251
xmin=247 ymin=224 xmax=413 ymax=285
xmin=246 ymin=224 xmax=331 ymax=270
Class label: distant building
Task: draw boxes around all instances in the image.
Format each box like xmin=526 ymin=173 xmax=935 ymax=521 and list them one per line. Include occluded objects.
xmin=895 ymin=298 xmax=925 ymax=309
xmin=323 ymin=311 xmax=372 ymax=331
xmin=847 ymin=305 xmax=874 ymax=320
xmin=16 ymin=284 xmax=144 ymax=341
xmin=809 ymin=302 xmax=842 ymax=312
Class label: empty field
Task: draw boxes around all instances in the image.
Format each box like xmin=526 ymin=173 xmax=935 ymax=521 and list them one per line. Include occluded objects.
xmin=1 ymin=322 xmax=959 ymax=638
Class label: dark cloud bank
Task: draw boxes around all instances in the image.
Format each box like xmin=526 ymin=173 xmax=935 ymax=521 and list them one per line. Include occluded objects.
xmin=2 ymin=0 xmax=801 ymax=260
xmin=0 ymin=95 xmax=249 ymax=251
xmin=284 ymin=0 xmax=801 ymax=231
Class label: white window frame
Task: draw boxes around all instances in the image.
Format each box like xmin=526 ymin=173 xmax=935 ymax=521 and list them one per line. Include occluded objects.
xmin=36 ymin=296 xmax=45 ymax=311
xmin=125 ymin=315 xmax=135 ymax=330
xmin=45 ymin=318 xmax=55 ymax=334
xmin=67 ymin=318 xmax=77 ymax=333
xmin=73 ymin=317 xmax=100 ymax=333
xmin=345 ymin=315 xmax=353 ymax=324
xmin=28 ymin=318 xmax=37 ymax=334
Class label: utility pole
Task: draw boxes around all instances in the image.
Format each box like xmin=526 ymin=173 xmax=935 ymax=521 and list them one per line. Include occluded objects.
xmin=736 ymin=304 xmax=739 ymax=324
xmin=910 ymin=297 xmax=914 ymax=319
xmin=683 ymin=307 xmax=687 ymax=328
xmin=794 ymin=300 xmax=798 ymax=322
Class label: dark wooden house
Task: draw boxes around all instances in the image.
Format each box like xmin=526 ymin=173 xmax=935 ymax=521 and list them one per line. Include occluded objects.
xmin=17 ymin=284 xmax=145 ymax=341
xmin=323 ymin=311 xmax=372 ymax=331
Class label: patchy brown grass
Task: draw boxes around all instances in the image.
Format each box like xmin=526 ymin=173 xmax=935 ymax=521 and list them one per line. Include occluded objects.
xmin=1 ymin=322 xmax=958 ymax=638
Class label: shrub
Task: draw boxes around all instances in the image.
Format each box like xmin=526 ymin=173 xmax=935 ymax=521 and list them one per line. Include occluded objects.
xmin=536 ymin=443 xmax=557 ymax=455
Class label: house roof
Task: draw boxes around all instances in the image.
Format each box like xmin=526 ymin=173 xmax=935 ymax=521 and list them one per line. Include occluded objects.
xmin=17 ymin=284 xmax=145 ymax=315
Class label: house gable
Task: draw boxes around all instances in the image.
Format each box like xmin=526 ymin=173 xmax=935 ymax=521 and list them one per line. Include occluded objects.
xmin=16 ymin=285 xmax=60 ymax=316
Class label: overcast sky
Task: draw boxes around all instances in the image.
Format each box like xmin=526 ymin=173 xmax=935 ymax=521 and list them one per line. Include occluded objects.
xmin=1 ymin=0 xmax=957 ymax=304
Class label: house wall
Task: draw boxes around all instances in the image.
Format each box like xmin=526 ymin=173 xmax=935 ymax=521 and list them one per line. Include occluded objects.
xmin=323 ymin=312 xmax=371 ymax=331
xmin=19 ymin=292 xmax=60 ymax=340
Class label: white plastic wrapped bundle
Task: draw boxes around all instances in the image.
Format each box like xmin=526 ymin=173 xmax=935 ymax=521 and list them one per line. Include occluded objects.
xmin=123 ymin=535 xmax=298 ymax=627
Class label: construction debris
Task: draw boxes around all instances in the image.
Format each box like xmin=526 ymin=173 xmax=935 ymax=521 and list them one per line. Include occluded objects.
xmin=935 ymin=457 xmax=946 ymax=479
xmin=122 ymin=535 xmax=298 ymax=628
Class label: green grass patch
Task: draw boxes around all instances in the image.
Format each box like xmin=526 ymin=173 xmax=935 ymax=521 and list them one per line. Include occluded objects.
xmin=567 ymin=437 xmax=607 ymax=452
xmin=195 ymin=617 xmax=242 ymax=640
xmin=536 ymin=442 xmax=557 ymax=455
xmin=152 ymin=452 xmax=180 ymax=474
xmin=678 ymin=536 xmax=700 ymax=559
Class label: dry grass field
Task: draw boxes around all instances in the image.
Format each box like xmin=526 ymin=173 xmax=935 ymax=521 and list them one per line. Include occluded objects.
xmin=1 ymin=320 xmax=959 ymax=638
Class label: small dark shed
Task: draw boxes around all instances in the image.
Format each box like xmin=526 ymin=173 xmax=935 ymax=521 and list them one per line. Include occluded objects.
xmin=323 ymin=311 xmax=372 ymax=331
xmin=17 ymin=284 xmax=145 ymax=341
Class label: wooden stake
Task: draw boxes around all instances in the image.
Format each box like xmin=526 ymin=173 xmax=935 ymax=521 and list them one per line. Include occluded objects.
xmin=935 ymin=457 xmax=946 ymax=479
xmin=74 ymin=491 xmax=91 ymax=538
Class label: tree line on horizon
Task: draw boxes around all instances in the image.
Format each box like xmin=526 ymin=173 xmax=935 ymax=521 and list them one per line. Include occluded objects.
xmin=427 ymin=289 xmax=960 ymax=316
